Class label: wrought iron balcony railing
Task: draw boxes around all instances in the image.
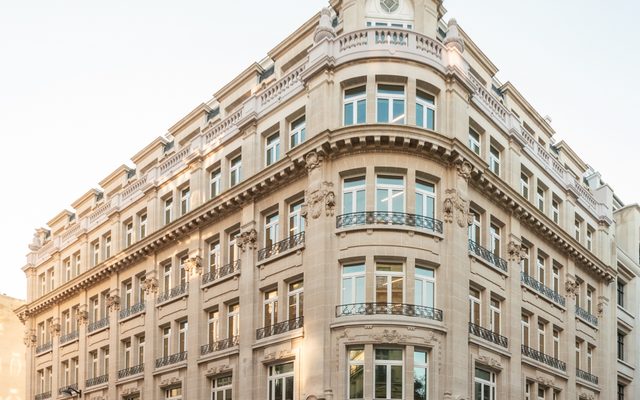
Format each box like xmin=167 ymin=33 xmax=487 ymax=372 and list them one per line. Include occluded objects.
xmin=256 ymin=316 xmax=304 ymax=340
xmin=258 ymin=232 xmax=305 ymax=261
xmin=59 ymin=331 xmax=79 ymax=345
xmin=336 ymin=302 xmax=443 ymax=322
xmin=86 ymin=374 xmax=108 ymax=387
xmin=119 ymin=301 xmax=145 ymax=320
xmin=34 ymin=391 xmax=51 ymax=400
xmin=200 ymin=336 xmax=239 ymax=355
xmin=575 ymin=305 xmax=598 ymax=326
xmin=576 ymin=368 xmax=599 ymax=385
xmin=156 ymin=283 xmax=188 ymax=304
xmin=521 ymin=273 xmax=566 ymax=307
xmin=87 ymin=317 xmax=110 ymax=333
xmin=521 ymin=345 xmax=566 ymax=371
xmin=468 ymin=322 xmax=508 ymax=348
xmin=468 ymin=240 xmax=508 ymax=273
xmin=35 ymin=342 xmax=53 ymax=354
xmin=117 ymin=364 xmax=144 ymax=379
xmin=336 ymin=211 xmax=444 ymax=234
xmin=58 ymin=384 xmax=78 ymax=395
xmin=202 ymin=260 xmax=241 ymax=285
xmin=155 ymin=351 xmax=188 ymax=368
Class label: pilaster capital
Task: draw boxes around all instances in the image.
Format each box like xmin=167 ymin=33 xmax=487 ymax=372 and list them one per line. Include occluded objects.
xmin=302 ymin=181 xmax=335 ymax=221
xmin=443 ymin=188 xmax=471 ymax=228
xmin=238 ymin=228 xmax=258 ymax=252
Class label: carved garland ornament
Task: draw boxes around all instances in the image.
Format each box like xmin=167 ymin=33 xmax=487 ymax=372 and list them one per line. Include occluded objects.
xmin=183 ymin=256 xmax=203 ymax=275
xmin=477 ymin=355 xmax=502 ymax=370
xmin=302 ymin=182 xmax=336 ymax=220
xmin=564 ymin=275 xmax=578 ymax=299
xmin=237 ymin=229 xmax=258 ymax=252
xmin=143 ymin=277 xmax=159 ymax=295
xmin=507 ymin=241 xmax=527 ymax=263
xmin=443 ymin=189 xmax=471 ymax=228
xmin=75 ymin=310 xmax=89 ymax=325
xmin=23 ymin=329 xmax=37 ymax=347
xmin=107 ymin=295 xmax=120 ymax=312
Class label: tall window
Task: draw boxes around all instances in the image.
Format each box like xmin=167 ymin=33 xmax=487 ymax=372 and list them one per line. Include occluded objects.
xmin=344 ymin=86 xmax=366 ymax=126
xmin=375 ymin=349 xmax=403 ymax=399
xmin=123 ymin=281 xmax=132 ymax=309
xmin=268 ymin=362 xmax=294 ymax=400
xmin=536 ymin=256 xmax=546 ymax=286
xmin=520 ymin=173 xmax=529 ymax=199
xmin=123 ymin=340 xmax=132 ymax=369
xmin=139 ymin=213 xmax=147 ymax=239
xmin=469 ymin=288 xmax=481 ymax=326
xmin=574 ymin=218 xmax=581 ymax=242
xmin=375 ymin=262 xmax=404 ymax=303
xmin=586 ymin=228 xmax=594 ymax=251
xmin=228 ymin=231 xmax=239 ymax=264
xmin=210 ymin=169 xmax=221 ymax=198
xmin=536 ymin=187 xmax=545 ymax=212
xmin=538 ymin=321 xmax=546 ymax=353
xmin=618 ymin=384 xmax=625 ymax=400
xmin=163 ymin=264 xmax=172 ymax=292
xmin=228 ymin=304 xmax=240 ymax=338
xmin=376 ymin=175 xmax=405 ymax=213
xmin=489 ymin=146 xmax=500 ymax=175
xmin=208 ymin=310 xmax=219 ymax=344
xmin=342 ymin=264 xmax=365 ymax=304
xmin=102 ymin=347 xmax=109 ymax=375
xmin=575 ymin=340 xmax=581 ymax=369
xmin=39 ymin=274 xmax=46 ymax=296
xmin=162 ymin=327 xmax=171 ymax=357
xmin=416 ymin=91 xmax=435 ymax=130
xmin=468 ymin=211 xmax=481 ymax=243
xmin=208 ymin=241 xmax=220 ymax=273
xmin=165 ymin=387 xmax=182 ymax=400
xmin=62 ymin=311 xmax=70 ymax=335
xmin=92 ymin=242 xmax=100 ymax=266
xmin=265 ymin=133 xmax=281 ymax=166
xmin=489 ymin=224 xmax=501 ymax=257
xmin=74 ymin=252 xmax=81 ymax=276
xmin=90 ymin=351 xmax=98 ymax=378
xmin=289 ymin=200 xmax=305 ymax=237
xmin=469 ymin=128 xmax=481 ymax=155
xmin=586 ymin=287 xmax=594 ymax=314
xmin=178 ymin=321 xmax=188 ymax=353
xmin=229 ymin=156 xmax=242 ymax=187
xmin=617 ymin=279 xmax=626 ymax=308
xmin=290 ymin=116 xmax=306 ymax=148
xmin=553 ymin=329 xmax=560 ymax=359
xmin=377 ymin=84 xmax=405 ymax=124
xmin=521 ymin=314 xmax=530 ymax=347
xmin=180 ymin=187 xmax=190 ymax=215
xmin=617 ymin=331 xmax=625 ymax=361
xmin=62 ymin=360 xmax=69 ymax=386
xmin=125 ymin=221 xmax=134 ymax=247
xmin=164 ymin=198 xmax=173 ymax=225
xmin=587 ymin=345 xmax=593 ymax=373
xmin=48 ymin=268 xmax=55 ymax=290
xmin=348 ymin=347 xmax=364 ymax=399
xmin=179 ymin=255 xmax=188 ymax=286
xmin=551 ymin=199 xmax=560 ymax=224
xmin=552 ymin=265 xmax=560 ymax=293
xmin=415 ymin=266 xmax=435 ymax=308
xmin=64 ymin=259 xmax=72 ymax=283
xmin=490 ymin=298 xmax=501 ymax=334
xmin=521 ymin=246 xmax=530 ymax=275
xmin=211 ymin=376 xmax=232 ymax=400
xmin=288 ymin=281 xmax=304 ymax=320
xmin=343 ymin=176 xmax=366 ymax=214
xmin=474 ymin=367 xmax=496 ymax=400
xmin=104 ymin=235 xmax=112 ymax=259
xmin=263 ymin=290 xmax=278 ymax=327
xmin=414 ymin=350 xmax=428 ymax=400
xmin=415 ymin=180 xmax=435 ymax=220
xmin=265 ymin=213 xmax=279 ymax=248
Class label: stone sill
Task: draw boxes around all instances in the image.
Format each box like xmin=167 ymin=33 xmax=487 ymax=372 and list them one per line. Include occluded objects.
xmin=153 ymin=360 xmax=187 ymax=375
xmin=252 ymin=328 xmax=304 ymax=349
xmin=336 ymin=224 xmax=444 ymax=241
xmin=575 ymin=376 xmax=600 ymax=392
xmin=201 ymin=271 xmax=240 ymax=291
xmin=330 ymin=316 xmax=446 ymax=334
xmin=469 ymin=253 xmax=508 ymax=277
xmin=197 ymin=346 xmax=240 ymax=364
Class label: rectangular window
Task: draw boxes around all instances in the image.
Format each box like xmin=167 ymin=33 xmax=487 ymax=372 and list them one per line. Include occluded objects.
xmin=521 ymin=314 xmax=530 ymax=347
xmin=574 ymin=218 xmax=581 ymax=242
xmin=343 ymin=176 xmax=366 ymax=214
xmin=268 ymin=362 xmax=294 ymax=400
xmin=376 ymin=84 xmax=405 ymax=124
xmin=211 ymin=375 xmax=232 ymax=400
xmin=228 ymin=231 xmax=239 ymax=264
xmin=62 ymin=311 xmax=70 ymax=335
xmin=415 ymin=179 xmax=435 ymax=221
xmin=414 ymin=350 xmax=428 ymax=400
xmin=90 ymin=351 xmax=98 ymax=378
xmin=469 ymin=128 xmax=481 ymax=155
xmin=210 ymin=169 xmax=221 ymax=199
xmin=342 ymin=263 xmax=365 ymax=304
xmin=180 ymin=187 xmax=190 ymax=216
xmin=39 ymin=274 xmax=46 ymax=296
xmin=586 ymin=287 xmax=594 ymax=314
xmin=552 ymin=265 xmax=560 ymax=293
xmin=416 ymin=90 xmax=435 ymax=130
xmin=229 ymin=156 xmax=242 ymax=187
xmin=290 ymin=116 xmax=306 ymax=148
xmin=469 ymin=288 xmax=481 ymax=326
xmin=123 ymin=280 xmax=132 ymax=308
xmin=344 ymin=86 xmax=366 ymax=126
xmin=162 ymin=326 xmax=171 ymax=357
xmin=104 ymin=235 xmax=111 ymax=259
xmin=468 ymin=211 xmax=481 ymax=243
xmin=348 ymin=347 xmax=365 ymax=399
xmin=289 ymin=200 xmax=305 ymax=237
xmin=92 ymin=242 xmax=100 ymax=266
xmin=474 ymin=367 xmax=496 ymax=400
xmin=490 ymin=298 xmax=501 ymax=334
xmin=489 ymin=146 xmax=500 ymax=175
xmin=618 ymin=384 xmax=625 ymax=400
xmin=263 ymin=290 xmax=278 ymax=327
xmin=139 ymin=213 xmax=147 ymax=239
xmin=123 ymin=339 xmax=132 ymax=369
xmin=553 ymin=329 xmax=560 ymax=359
xmin=137 ymin=335 xmax=145 ymax=366
xmin=617 ymin=279 xmax=625 ymax=308
xmin=265 ymin=133 xmax=281 ymax=166
xmin=74 ymin=252 xmax=81 ymax=276
xmin=179 ymin=255 xmax=188 ymax=285
xmin=228 ymin=304 xmax=240 ymax=338
xmin=415 ymin=266 xmax=435 ymax=309
xmin=288 ymin=281 xmax=304 ymax=320
xmin=64 ymin=258 xmax=72 ymax=282
xmin=520 ymin=173 xmax=529 ymax=199
xmin=374 ymin=349 xmax=403 ymax=399
xmin=586 ymin=228 xmax=593 ymax=251
xmin=375 ymin=262 xmax=404 ymax=304
xmin=551 ymin=199 xmax=560 ymax=224
xmin=575 ymin=340 xmax=581 ymax=369
xmin=47 ymin=268 xmax=54 ymax=290
xmin=102 ymin=347 xmax=109 ymax=375
xmin=125 ymin=221 xmax=134 ymax=246
xmin=165 ymin=386 xmax=182 ymax=400
xmin=587 ymin=345 xmax=593 ymax=373
xmin=208 ymin=310 xmax=219 ymax=344
xmin=538 ymin=322 xmax=546 ymax=353
xmin=164 ymin=198 xmax=173 ymax=225
xmin=208 ymin=241 xmax=220 ymax=273
xmin=376 ymin=175 xmax=405 ymax=213
xmin=178 ymin=320 xmax=188 ymax=353
xmin=521 ymin=246 xmax=530 ymax=276
xmin=163 ymin=263 xmax=172 ymax=292
xmin=265 ymin=212 xmax=279 ymax=248
xmin=536 ymin=187 xmax=545 ymax=212
xmin=489 ymin=224 xmax=501 ymax=257
xmin=537 ymin=256 xmax=546 ymax=286
xmin=617 ymin=331 xmax=625 ymax=361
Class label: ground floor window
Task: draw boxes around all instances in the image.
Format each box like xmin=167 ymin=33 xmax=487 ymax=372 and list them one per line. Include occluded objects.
xmin=165 ymin=386 xmax=182 ymax=400
xmin=268 ymin=362 xmax=294 ymax=400
xmin=374 ymin=349 xmax=403 ymax=399
xmin=474 ymin=367 xmax=496 ymax=400
xmin=211 ymin=375 xmax=232 ymax=400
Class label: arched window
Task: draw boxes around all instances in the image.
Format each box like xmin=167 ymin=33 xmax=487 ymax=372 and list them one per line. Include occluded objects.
xmin=365 ymin=0 xmax=414 ymax=29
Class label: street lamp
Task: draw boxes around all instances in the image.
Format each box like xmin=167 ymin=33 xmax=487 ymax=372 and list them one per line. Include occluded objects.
xmin=61 ymin=387 xmax=82 ymax=398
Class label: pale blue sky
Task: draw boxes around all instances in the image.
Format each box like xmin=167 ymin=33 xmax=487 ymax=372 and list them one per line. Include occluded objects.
xmin=0 ymin=0 xmax=637 ymax=300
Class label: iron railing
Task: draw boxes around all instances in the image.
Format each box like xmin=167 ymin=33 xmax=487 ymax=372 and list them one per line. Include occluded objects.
xmin=258 ymin=232 xmax=305 ymax=261
xmin=155 ymin=351 xmax=187 ymax=368
xmin=336 ymin=211 xmax=443 ymax=234
xmin=34 ymin=391 xmax=51 ymax=400
xmin=336 ymin=302 xmax=443 ymax=321
xmin=575 ymin=305 xmax=598 ymax=326
xmin=57 ymin=384 xmax=78 ymax=395
xmin=521 ymin=345 xmax=566 ymax=371
xmin=86 ymin=374 xmax=108 ymax=387
xmin=200 ymin=336 xmax=239 ymax=355
xmin=87 ymin=317 xmax=110 ymax=333
xmin=521 ymin=273 xmax=566 ymax=307
xmin=256 ymin=316 xmax=304 ymax=340
xmin=156 ymin=283 xmax=188 ymax=304
xmin=202 ymin=260 xmax=241 ymax=285
xmin=576 ymin=368 xmax=599 ymax=385
xmin=119 ymin=301 xmax=145 ymax=320
xmin=468 ymin=322 xmax=508 ymax=348
xmin=35 ymin=342 xmax=53 ymax=354
xmin=59 ymin=331 xmax=79 ymax=345
xmin=468 ymin=240 xmax=508 ymax=273
xmin=117 ymin=364 xmax=144 ymax=379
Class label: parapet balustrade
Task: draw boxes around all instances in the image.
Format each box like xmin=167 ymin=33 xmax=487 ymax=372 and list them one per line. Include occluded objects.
xmin=337 ymin=27 xmax=443 ymax=61
xmin=156 ymin=283 xmax=188 ymax=304
xmin=468 ymin=322 xmax=508 ymax=348
xmin=576 ymin=368 xmax=599 ymax=385
xmin=336 ymin=211 xmax=443 ymax=234
xmin=521 ymin=345 xmax=566 ymax=371
xmin=575 ymin=305 xmax=598 ymax=326
xmin=336 ymin=302 xmax=443 ymax=322
xmin=520 ymin=273 xmax=566 ymax=307
xmin=86 ymin=374 xmax=108 ymax=387
xmin=202 ymin=260 xmax=240 ymax=285
xmin=155 ymin=351 xmax=187 ymax=368
xmin=119 ymin=301 xmax=145 ymax=320
xmin=200 ymin=336 xmax=239 ymax=356
xmin=257 ymin=232 xmax=305 ymax=262
xmin=256 ymin=316 xmax=304 ymax=340
xmin=468 ymin=240 xmax=508 ymax=273
xmin=117 ymin=364 xmax=144 ymax=379
xmin=87 ymin=317 xmax=110 ymax=333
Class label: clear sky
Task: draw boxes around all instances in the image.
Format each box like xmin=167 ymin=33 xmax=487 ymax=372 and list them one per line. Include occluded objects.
xmin=0 ymin=0 xmax=637 ymax=300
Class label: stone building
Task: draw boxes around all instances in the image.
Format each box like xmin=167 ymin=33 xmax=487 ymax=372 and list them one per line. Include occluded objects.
xmin=1 ymin=293 xmax=26 ymax=400
xmin=15 ymin=0 xmax=640 ymax=399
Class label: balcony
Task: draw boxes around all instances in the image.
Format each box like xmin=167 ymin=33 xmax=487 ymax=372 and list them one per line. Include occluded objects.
xmin=87 ymin=317 xmax=110 ymax=333
xmin=156 ymin=283 xmax=188 ymax=304
xmin=86 ymin=374 xmax=108 ymax=387
xmin=336 ymin=302 xmax=443 ymax=321
xmin=200 ymin=336 xmax=239 ymax=355
xmin=521 ymin=345 xmax=566 ymax=371
xmin=202 ymin=260 xmax=240 ymax=285
xmin=59 ymin=331 xmax=79 ymax=345
xmin=576 ymin=368 xmax=599 ymax=385
xmin=258 ymin=232 xmax=305 ymax=262
xmin=520 ymin=273 xmax=566 ymax=307
xmin=468 ymin=322 xmax=508 ymax=348
xmin=575 ymin=305 xmax=598 ymax=326
xmin=57 ymin=384 xmax=78 ymax=396
xmin=35 ymin=342 xmax=53 ymax=355
xmin=468 ymin=240 xmax=508 ymax=273
xmin=117 ymin=364 xmax=144 ymax=379
xmin=119 ymin=301 xmax=145 ymax=320
xmin=155 ymin=351 xmax=187 ymax=368
xmin=336 ymin=211 xmax=443 ymax=234
xmin=256 ymin=316 xmax=304 ymax=340
xmin=34 ymin=391 xmax=51 ymax=400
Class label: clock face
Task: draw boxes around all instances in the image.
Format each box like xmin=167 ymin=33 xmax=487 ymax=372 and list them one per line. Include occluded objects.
xmin=380 ymin=0 xmax=400 ymax=13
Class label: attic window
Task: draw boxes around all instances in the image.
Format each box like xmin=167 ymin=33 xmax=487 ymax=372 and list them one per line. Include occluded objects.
xmin=68 ymin=214 xmax=76 ymax=223
xmin=163 ymin=141 xmax=175 ymax=153
xmin=380 ymin=0 xmax=400 ymax=13
xmin=207 ymin=107 xmax=220 ymax=122
xmin=96 ymin=192 xmax=104 ymax=202
xmin=259 ymin=66 xmax=275 ymax=83
xmin=127 ymin=169 xmax=136 ymax=180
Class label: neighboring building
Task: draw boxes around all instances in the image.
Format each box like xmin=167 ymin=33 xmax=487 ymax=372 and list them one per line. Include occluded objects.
xmin=0 ymin=293 xmax=26 ymax=400
xmin=14 ymin=1 xmax=640 ymax=399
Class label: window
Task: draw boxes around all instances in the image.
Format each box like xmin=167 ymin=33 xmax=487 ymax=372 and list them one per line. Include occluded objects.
xmin=469 ymin=128 xmax=481 ymax=155
xmin=586 ymin=227 xmax=594 ymax=251
xmin=469 ymin=288 xmax=481 ymax=326
xmin=376 ymin=175 xmax=405 ymax=213
xmin=90 ymin=351 xmax=98 ymax=378
xmin=125 ymin=221 xmax=134 ymax=246
xmin=587 ymin=345 xmax=593 ymax=373
xmin=414 ymin=350 xmax=428 ymax=400
xmin=228 ymin=231 xmax=239 ymax=264
xmin=163 ymin=263 xmax=172 ymax=292
xmin=90 ymin=296 xmax=99 ymax=323
xmin=179 ymin=255 xmax=188 ymax=285
xmin=521 ymin=314 xmax=530 ymax=347
xmin=342 ymin=263 xmax=365 ymax=304
xmin=62 ymin=360 xmax=69 ymax=386
xmin=344 ymin=86 xmax=366 ymax=126
xmin=123 ymin=280 xmax=133 ymax=308
xmin=229 ymin=156 xmax=242 ymax=187
xmin=377 ymin=84 xmax=405 ymax=124
xmin=47 ymin=268 xmax=54 ymax=290
xmin=228 ymin=303 xmax=240 ymax=338
xmin=139 ymin=213 xmax=147 ymax=239
xmin=104 ymin=235 xmax=111 ymax=259
xmin=574 ymin=218 xmax=581 ymax=242
xmin=62 ymin=310 xmax=70 ymax=335
xmin=416 ymin=90 xmax=435 ymax=130
xmin=537 ymin=387 xmax=546 ymax=400
xmin=575 ymin=340 xmax=581 ymax=369
xmin=415 ymin=180 xmax=435 ymax=220
xmin=468 ymin=211 xmax=481 ymax=243
xmin=586 ymin=287 xmax=594 ymax=314
xmin=289 ymin=200 xmax=305 ymax=237
xmin=536 ymin=187 xmax=545 ymax=212
xmin=73 ymin=252 xmax=81 ymax=276
xmin=64 ymin=258 xmax=72 ymax=282
xmin=265 ymin=212 xmax=279 ymax=248
xmin=617 ymin=279 xmax=626 ymax=308
xmin=551 ymin=199 xmax=560 ymax=224
xmin=211 ymin=375 xmax=232 ymax=400
xmin=536 ymin=256 xmax=546 ymax=286
xmin=538 ymin=321 xmax=546 ymax=353
xmin=474 ymin=367 xmax=496 ymax=400
xmin=208 ymin=310 xmax=219 ymax=344
xmin=180 ymin=187 xmax=190 ymax=215
xmin=92 ymin=241 xmax=100 ymax=266
xmin=263 ymin=290 xmax=278 ymax=327
xmin=39 ymin=274 xmax=46 ymax=296
xmin=164 ymin=198 xmax=173 ymax=225
xmin=102 ymin=347 xmax=109 ymax=375
xmin=290 ymin=116 xmax=306 ymax=148
xmin=489 ymin=224 xmax=501 ymax=257
xmin=618 ymin=384 xmax=625 ymax=400
xmin=210 ymin=169 xmax=221 ymax=198
xmin=343 ymin=176 xmax=366 ymax=214
xmin=347 ymin=346 xmax=364 ymax=399
xmin=268 ymin=362 xmax=294 ymax=400
xmin=617 ymin=331 xmax=625 ymax=361
xmin=521 ymin=246 xmax=530 ymax=275
xmin=162 ymin=326 xmax=171 ymax=357
xmin=178 ymin=320 xmax=188 ymax=353
xmin=375 ymin=349 xmax=403 ymax=399
xmin=375 ymin=262 xmax=404 ymax=303
xmin=489 ymin=146 xmax=500 ymax=175
xmin=208 ymin=241 xmax=220 ymax=273
xmin=553 ymin=329 xmax=560 ymax=359
xmin=490 ymin=298 xmax=501 ymax=334
xmin=520 ymin=173 xmax=529 ymax=199
xmin=123 ymin=339 xmax=132 ymax=369
xmin=165 ymin=387 xmax=182 ymax=400
xmin=415 ymin=266 xmax=435 ymax=308
xmin=265 ymin=133 xmax=281 ymax=166
xmin=551 ymin=264 xmax=560 ymax=293
xmin=288 ymin=281 xmax=304 ymax=320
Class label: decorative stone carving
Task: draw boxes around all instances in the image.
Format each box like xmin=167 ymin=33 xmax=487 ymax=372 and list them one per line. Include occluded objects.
xmin=75 ymin=310 xmax=89 ymax=325
xmin=371 ymin=329 xmax=407 ymax=343
xmin=206 ymin=364 xmax=231 ymax=376
xmin=302 ymin=182 xmax=335 ymax=220
xmin=314 ymin=7 xmax=336 ymax=43
xmin=477 ymin=355 xmax=502 ymax=369
xmin=596 ymin=295 xmax=608 ymax=317
xmin=507 ymin=241 xmax=527 ymax=263
xmin=29 ymin=228 xmax=49 ymax=251
xmin=183 ymin=256 xmax=203 ymax=275
xmin=143 ymin=277 xmax=159 ymax=295
xmin=564 ymin=274 xmax=578 ymax=299
xmin=263 ymin=350 xmax=294 ymax=362
xmin=444 ymin=18 xmax=464 ymax=52
xmin=49 ymin=322 xmax=61 ymax=337
xmin=578 ymin=392 xmax=595 ymax=400
xmin=160 ymin=377 xmax=182 ymax=387
xmin=107 ymin=295 xmax=120 ymax=312
xmin=443 ymin=189 xmax=470 ymax=228
xmin=121 ymin=388 xmax=140 ymax=396
xmin=456 ymin=160 xmax=473 ymax=181
xmin=536 ymin=376 xmax=554 ymax=387
xmin=23 ymin=329 xmax=36 ymax=347
xmin=304 ymin=151 xmax=324 ymax=174
xmin=237 ymin=229 xmax=258 ymax=252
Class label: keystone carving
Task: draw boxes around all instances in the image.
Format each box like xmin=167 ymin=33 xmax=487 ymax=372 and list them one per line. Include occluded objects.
xmin=536 ymin=376 xmax=554 ymax=387
xmin=564 ymin=274 xmax=578 ymax=299
xmin=443 ymin=189 xmax=471 ymax=228
xmin=143 ymin=277 xmax=159 ymax=295
xmin=183 ymin=256 xmax=203 ymax=275
xmin=237 ymin=229 xmax=258 ymax=252
xmin=206 ymin=364 xmax=231 ymax=376
xmin=507 ymin=241 xmax=527 ymax=263
xmin=302 ymin=181 xmax=335 ymax=220
xmin=578 ymin=392 xmax=595 ymax=400
xmin=23 ymin=329 xmax=36 ymax=347
xmin=304 ymin=151 xmax=324 ymax=174
xmin=107 ymin=295 xmax=120 ymax=312
xmin=477 ymin=355 xmax=502 ymax=369
xmin=456 ymin=160 xmax=473 ymax=181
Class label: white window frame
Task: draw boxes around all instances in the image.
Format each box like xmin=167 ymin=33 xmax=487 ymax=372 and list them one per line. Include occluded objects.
xmin=520 ymin=173 xmax=529 ymax=199
xmin=347 ymin=347 xmax=365 ymax=400
xmin=474 ymin=367 xmax=496 ymax=400
xmin=263 ymin=289 xmax=278 ymax=328
xmin=162 ymin=326 xmax=171 ymax=357
xmin=211 ymin=375 xmax=233 ymax=400
xmin=342 ymin=176 xmax=366 ymax=214
xmin=538 ymin=321 xmax=546 ymax=353
xmin=288 ymin=281 xmax=304 ymax=321
xmin=489 ymin=224 xmax=501 ymax=257
xmin=551 ymin=200 xmax=560 ymax=224
xmin=264 ymin=212 xmax=279 ymax=248
xmin=164 ymin=198 xmax=173 ymax=225
xmin=374 ymin=348 xmax=404 ymax=400
xmin=123 ymin=339 xmax=132 ymax=369
xmin=553 ymin=329 xmax=560 ymax=359
xmin=342 ymin=263 xmax=366 ymax=304
xmin=469 ymin=129 xmax=481 ymax=155
xmin=208 ymin=310 xmax=220 ymax=345
xmin=586 ymin=287 xmax=594 ymax=314
xmin=289 ymin=200 xmax=305 ymax=237
xmin=413 ymin=350 xmax=428 ymax=400
xmin=415 ymin=266 xmax=435 ymax=309
xmin=586 ymin=228 xmax=593 ymax=251
xmin=165 ymin=386 xmax=182 ymax=400
xmin=180 ymin=187 xmax=190 ymax=216
xmin=489 ymin=146 xmax=500 ymax=175
xmin=537 ymin=187 xmax=546 ymax=212
xmin=64 ymin=259 xmax=72 ymax=282
xmin=92 ymin=242 xmax=100 ymax=267
xmin=178 ymin=320 xmax=188 ymax=353
xmin=228 ymin=231 xmax=239 ymax=264
xmin=290 ymin=116 xmax=306 ymax=148
xmin=469 ymin=288 xmax=481 ymax=326
xmin=163 ymin=264 xmax=172 ymax=292
xmin=587 ymin=345 xmax=593 ymax=373
xmin=376 ymin=84 xmax=405 ymax=124
xmin=576 ymin=341 xmax=581 ymax=370
xmin=125 ymin=221 xmax=134 ymax=247
xmin=268 ymin=362 xmax=295 ymax=400
xmin=210 ymin=169 xmax=221 ymax=199
xmin=490 ymin=298 xmax=501 ymax=334
xmin=521 ymin=314 xmax=530 ymax=347
xmin=104 ymin=235 xmax=111 ymax=259
xmin=343 ymin=85 xmax=366 ymax=126
xmin=227 ymin=304 xmax=240 ymax=338
xmin=375 ymin=174 xmax=405 ymax=213
xmin=139 ymin=213 xmax=147 ymax=239
xmin=537 ymin=256 xmax=546 ymax=286
xmin=208 ymin=241 xmax=220 ymax=273
xmin=415 ymin=179 xmax=436 ymax=220
xmin=468 ymin=211 xmax=481 ymax=243
xmin=265 ymin=132 xmax=281 ymax=166
xmin=416 ymin=90 xmax=435 ymax=130
xmin=375 ymin=262 xmax=404 ymax=304
xmin=229 ymin=156 xmax=242 ymax=187
xmin=552 ymin=265 xmax=560 ymax=293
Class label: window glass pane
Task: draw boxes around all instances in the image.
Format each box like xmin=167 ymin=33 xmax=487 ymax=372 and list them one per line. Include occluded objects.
xmin=393 ymin=99 xmax=404 ymax=122
xmin=356 ymin=191 xmax=365 ymax=212
xmin=344 ymin=177 xmax=365 ymax=188
xmin=357 ymin=100 xmax=366 ymax=124
xmin=345 ymin=86 xmax=365 ymax=98
xmin=416 ymin=103 xmax=424 ymax=127
xmin=375 ymin=365 xmax=387 ymax=398
xmin=344 ymin=264 xmax=365 ymax=274
xmin=376 ymin=263 xmax=403 ymax=273
xmin=378 ymin=84 xmax=404 ymax=95
xmin=377 ymin=98 xmax=389 ymax=123
xmin=427 ymin=108 xmax=435 ymax=130
xmin=344 ymin=103 xmax=354 ymax=125
xmin=391 ymin=365 xmax=403 ymax=398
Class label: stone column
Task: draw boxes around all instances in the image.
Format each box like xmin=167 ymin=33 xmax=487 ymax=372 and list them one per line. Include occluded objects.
xmin=564 ymin=265 xmax=579 ymax=400
xmin=76 ymin=302 xmax=88 ymax=398
xmin=107 ymin=285 xmax=120 ymax=398
xmin=506 ymin=232 xmax=526 ymax=400
xmin=142 ymin=267 xmax=159 ymax=400
xmin=50 ymin=314 xmax=61 ymax=397
xmin=184 ymin=249 xmax=203 ymax=398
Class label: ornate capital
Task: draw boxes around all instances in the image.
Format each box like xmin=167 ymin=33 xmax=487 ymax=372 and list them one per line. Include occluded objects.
xmin=304 ymin=151 xmax=324 ymax=174
xmin=238 ymin=229 xmax=258 ymax=252
xmin=143 ymin=277 xmax=159 ymax=295
xmin=507 ymin=241 xmax=527 ymax=263
xmin=76 ymin=310 xmax=89 ymax=325
xmin=183 ymin=256 xmax=203 ymax=275
xmin=107 ymin=295 xmax=120 ymax=312
xmin=564 ymin=274 xmax=578 ymax=299
xmin=456 ymin=160 xmax=473 ymax=181
xmin=49 ymin=322 xmax=61 ymax=337
xmin=23 ymin=329 xmax=36 ymax=347
xmin=302 ymin=181 xmax=335 ymax=220
xmin=443 ymin=189 xmax=470 ymax=228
